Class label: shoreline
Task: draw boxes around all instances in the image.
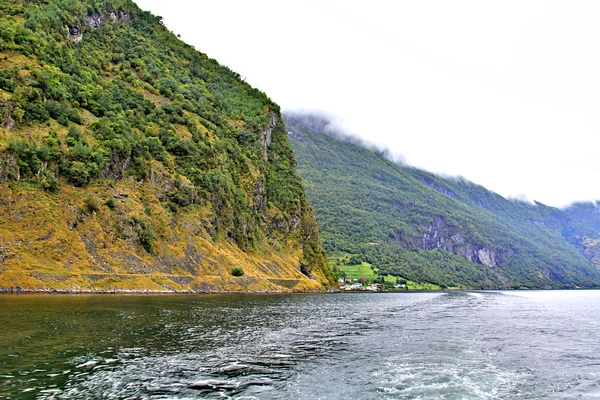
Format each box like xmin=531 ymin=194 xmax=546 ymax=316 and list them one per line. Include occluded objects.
xmin=1 ymin=287 xmax=597 ymax=295
xmin=0 ymin=287 xmax=336 ymax=295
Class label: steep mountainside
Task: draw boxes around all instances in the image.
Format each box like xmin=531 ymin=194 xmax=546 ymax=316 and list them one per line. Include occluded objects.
xmin=564 ymin=202 xmax=600 ymax=232
xmin=285 ymin=113 xmax=600 ymax=289
xmin=563 ymin=202 xmax=600 ymax=268
xmin=0 ymin=0 xmax=333 ymax=292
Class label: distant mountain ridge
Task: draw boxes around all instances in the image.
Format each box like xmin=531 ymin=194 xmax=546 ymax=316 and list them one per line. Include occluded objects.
xmin=285 ymin=112 xmax=600 ymax=289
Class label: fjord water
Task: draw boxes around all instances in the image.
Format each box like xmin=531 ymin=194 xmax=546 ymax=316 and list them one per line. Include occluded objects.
xmin=1 ymin=291 xmax=600 ymax=399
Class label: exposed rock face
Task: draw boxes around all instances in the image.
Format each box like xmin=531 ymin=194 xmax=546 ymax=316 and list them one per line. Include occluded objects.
xmin=66 ymin=25 xmax=83 ymax=43
xmin=253 ymin=180 xmax=266 ymax=213
xmin=0 ymin=99 xmax=15 ymax=130
xmin=261 ymin=112 xmax=278 ymax=160
xmin=85 ymin=13 xmax=104 ymax=28
xmin=402 ymin=217 xmax=500 ymax=267
xmin=103 ymin=155 xmax=131 ymax=180
xmin=421 ymin=177 xmax=457 ymax=199
xmin=149 ymin=167 xmax=174 ymax=200
xmin=86 ymin=11 xmax=132 ymax=28
xmin=67 ymin=10 xmax=133 ymax=43
xmin=0 ymin=243 xmax=16 ymax=268
xmin=0 ymin=154 xmax=17 ymax=184
xmin=477 ymin=249 xmax=496 ymax=267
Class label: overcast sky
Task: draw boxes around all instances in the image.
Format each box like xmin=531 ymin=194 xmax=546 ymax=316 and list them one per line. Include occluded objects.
xmin=135 ymin=0 xmax=600 ymax=208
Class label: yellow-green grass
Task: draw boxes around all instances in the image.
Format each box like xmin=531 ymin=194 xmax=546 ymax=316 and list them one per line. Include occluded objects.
xmin=0 ymin=180 xmax=329 ymax=292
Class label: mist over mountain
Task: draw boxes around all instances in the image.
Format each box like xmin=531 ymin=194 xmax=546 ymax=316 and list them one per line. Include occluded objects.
xmin=286 ymin=111 xmax=407 ymax=166
xmin=285 ymin=112 xmax=600 ymax=289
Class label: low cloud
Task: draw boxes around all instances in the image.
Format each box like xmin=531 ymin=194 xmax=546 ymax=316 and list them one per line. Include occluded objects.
xmin=283 ymin=109 xmax=407 ymax=165
xmin=506 ymin=193 xmax=536 ymax=205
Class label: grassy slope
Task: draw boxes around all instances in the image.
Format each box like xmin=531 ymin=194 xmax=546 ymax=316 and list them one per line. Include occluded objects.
xmin=0 ymin=0 xmax=333 ymax=292
xmin=331 ymin=261 xmax=440 ymax=290
xmin=0 ymin=181 xmax=325 ymax=292
xmin=285 ymin=113 xmax=600 ymax=289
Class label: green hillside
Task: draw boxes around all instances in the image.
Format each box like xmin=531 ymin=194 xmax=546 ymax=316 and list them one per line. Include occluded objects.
xmin=0 ymin=0 xmax=333 ymax=292
xmin=563 ymin=202 xmax=600 ymax=268
xmin=285 ymin=113 xmax=600 ymax=289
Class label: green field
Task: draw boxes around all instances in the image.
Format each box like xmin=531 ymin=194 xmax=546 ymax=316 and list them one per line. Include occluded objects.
xmin=336 ymin=262 xmax=376 ymax=280
xmin=330 ymin=259 xmax=440 ymax=290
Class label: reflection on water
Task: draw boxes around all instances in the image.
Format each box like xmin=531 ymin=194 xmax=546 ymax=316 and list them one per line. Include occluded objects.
xmin=1 ymin=291 xmax=600 ymax=399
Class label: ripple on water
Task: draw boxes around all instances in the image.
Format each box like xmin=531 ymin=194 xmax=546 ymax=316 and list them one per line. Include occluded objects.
xmin=373 ymin=360 xmax=526 ymax=399
xmin=4 ymin=291 xmax=600 ymax=399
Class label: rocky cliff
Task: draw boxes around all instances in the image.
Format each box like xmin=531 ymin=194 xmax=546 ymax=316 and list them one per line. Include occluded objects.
xmin=0 ymin=0 xmax=333 ymax=292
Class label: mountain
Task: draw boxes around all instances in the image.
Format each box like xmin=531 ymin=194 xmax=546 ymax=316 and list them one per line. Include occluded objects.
xmin=564 ymin=202 xmax=600 ymax=232
xmin=285 ymin=112 xmax=600 ymax=289
xmin=563 ymin=202 xmax=600 ymax=268
xmin=0 ymin=0 xmax=334 ymax=292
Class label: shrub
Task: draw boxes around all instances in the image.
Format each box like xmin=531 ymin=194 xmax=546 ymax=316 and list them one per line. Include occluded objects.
xmin=41 ymin=171 xmax=59 ymax=192
xmin=66 ymin=125 xmax=83 ymax=146
xmin=105 ymin=198 xmax=115 ymax=209
xmin=85 ymin=194 xmax=101 ymax=213
xmin=132 ymin=215 xmax=155 ymax=253
xmin=68 ymin=161 xmax=90 ymax=186
xmin=231 ymin=267 xmax=244 ymax=277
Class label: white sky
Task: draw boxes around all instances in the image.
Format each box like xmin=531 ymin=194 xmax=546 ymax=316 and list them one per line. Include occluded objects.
xmin=135 ymin=0 xmax=600 ymax=208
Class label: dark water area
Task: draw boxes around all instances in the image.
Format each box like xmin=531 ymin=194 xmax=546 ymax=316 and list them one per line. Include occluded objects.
xmin=1 ymin=290 xmax=600 ymax=399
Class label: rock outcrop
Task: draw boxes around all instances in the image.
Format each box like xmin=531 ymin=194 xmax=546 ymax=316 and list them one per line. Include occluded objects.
xmin=67 ymin=10 xmax=133 ymax=43
xmin=418 ymin=218 xmax=499 ymax=267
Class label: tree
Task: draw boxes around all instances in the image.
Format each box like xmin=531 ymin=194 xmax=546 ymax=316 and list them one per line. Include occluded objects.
xmin=68 ymin=161 xmax=90 ymax=187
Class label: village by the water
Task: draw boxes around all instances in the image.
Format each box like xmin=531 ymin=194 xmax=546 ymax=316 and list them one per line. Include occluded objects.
xmin=338 ymin=277 xmax=406 ymax=291
xmin=333 ymin=261 xmax=443 ymax=291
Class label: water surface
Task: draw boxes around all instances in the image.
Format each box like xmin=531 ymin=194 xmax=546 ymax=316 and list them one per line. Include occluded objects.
xmin=1 ymin=290 xmax=600 ymax=399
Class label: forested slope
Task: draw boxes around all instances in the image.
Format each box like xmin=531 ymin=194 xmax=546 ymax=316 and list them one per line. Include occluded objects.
xmin=286 ymin=113 xmax=600 ymax=289
xmin=0 ymin=0 xmax=333 ymax=292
